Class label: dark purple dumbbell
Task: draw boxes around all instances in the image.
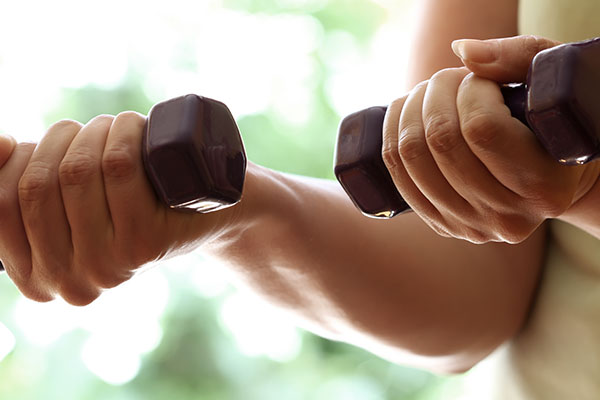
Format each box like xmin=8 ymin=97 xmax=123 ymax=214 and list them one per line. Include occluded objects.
xmin=334 ymin=37 xmax=600 ymax=219
xmin=0 ymin=94 xmax=246 ymax=272
xmin=143 ymin=94 xmax=246 ymax=213
xmin=333 ymin=106 xmax=409 ymax=218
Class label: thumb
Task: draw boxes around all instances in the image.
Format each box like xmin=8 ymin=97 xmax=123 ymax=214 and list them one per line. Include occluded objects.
xmin=451 ymin=35 xmax=562 ymax=83
xmin=0 ymin=133 xmax=16 ymax=168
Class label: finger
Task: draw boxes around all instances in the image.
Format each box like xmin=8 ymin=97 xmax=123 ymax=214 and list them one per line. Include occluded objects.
xmin=0 ymin=134 xmax=21 ymax=274
xmin=382 ymin=93 xmax=436 ymax=215
xmin=60 ymin=115 xmax=120 ymax=288
xmin=423 ymin=68 xmax=519 ymax=212
xmin=452 ymin=35 xmax=561 ymax=82
xmin=18 ymin=120 xmax=81 ymax=296
xmin=398 ymin=81 xmax=472 ymax=219
xmin=102 ymin=112 xmax=162 ymax=267
xmin=0 ymin=143 xmax=50 ymax=299
xmin=382 ymin=95 xmax=408 ymax=173
xmin=381 ymin=85 xmax=451 ymax=236
xmin=457 ymin=73 xmax=575 ymax=217
xmin=0 ymin=134 xmax=17 ymax=168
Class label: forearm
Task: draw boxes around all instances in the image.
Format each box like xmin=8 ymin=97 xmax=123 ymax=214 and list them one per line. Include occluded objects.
xmin=202 ymin=162 xmax=546 ymax=372
xmin=406 ymin=0 xmax=518 ymax=87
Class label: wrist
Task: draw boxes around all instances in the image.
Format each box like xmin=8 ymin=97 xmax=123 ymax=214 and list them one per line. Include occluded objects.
xmin=199 ymin=161 xmax=284 ymax=246
xmin=557 ymin=161 xmax=600 ymax=236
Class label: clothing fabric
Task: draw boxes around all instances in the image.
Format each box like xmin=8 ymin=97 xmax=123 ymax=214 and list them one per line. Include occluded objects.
xmin=460 ymin=1 xmax=600 ymax=398
xmin=462 ymin=221 xmax=600 ymax=399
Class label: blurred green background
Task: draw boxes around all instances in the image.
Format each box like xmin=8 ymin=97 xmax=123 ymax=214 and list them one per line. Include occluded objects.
xmin=0 ymin=0 xmax=467 ymax=398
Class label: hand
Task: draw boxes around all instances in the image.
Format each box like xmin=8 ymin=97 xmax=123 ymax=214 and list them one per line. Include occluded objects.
xmin=382 ymin=36 xmax=600 ymax=244
xmin=0 ymin=113 xmax=234 ymax=305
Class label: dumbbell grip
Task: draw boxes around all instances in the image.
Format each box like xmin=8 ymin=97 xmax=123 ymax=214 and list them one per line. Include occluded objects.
xmin=0 ymin=94 xmax=246 ymax=273
xmin=334 ymin=86 xmax=532 ymax=219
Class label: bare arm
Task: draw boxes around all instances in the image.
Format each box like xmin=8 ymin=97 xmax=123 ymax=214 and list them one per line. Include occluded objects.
xmin=406 ymin=0 xmax=519 ymax=86
xmin=204 ymin=161 xmax=545 ymax=373
xmin=0 ymin=0 xmax=547 ymax=374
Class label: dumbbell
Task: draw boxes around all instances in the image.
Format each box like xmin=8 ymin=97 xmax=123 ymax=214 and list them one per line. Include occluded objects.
xmin=143 ymin=94 xmax=246 ymax=212
xmin=334 ymin=37 xmax=600 ymax=218
xmin=0 ymin=94 xmax=246 ymax=272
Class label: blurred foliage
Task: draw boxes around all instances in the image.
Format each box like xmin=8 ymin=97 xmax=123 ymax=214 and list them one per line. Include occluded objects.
xmin=0 ymin=0 xmax=462 ymax=399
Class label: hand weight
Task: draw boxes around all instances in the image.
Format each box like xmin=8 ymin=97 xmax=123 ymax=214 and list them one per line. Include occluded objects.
xmin=143 ymin=94 xmax=246 ymax=212
xmin=334 ymin=37 xmax=600 ymax=218
xmin=0 ymin=94 xmax=246 ymax=272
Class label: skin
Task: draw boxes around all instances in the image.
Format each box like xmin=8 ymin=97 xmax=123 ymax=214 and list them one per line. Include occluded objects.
xmin=1 ymin=1 xmax=597 ymax=374
xmin=385 ymin=36 xmax=600 ymax=244
xmin=405 ymin=0 xmax=520 ymax=87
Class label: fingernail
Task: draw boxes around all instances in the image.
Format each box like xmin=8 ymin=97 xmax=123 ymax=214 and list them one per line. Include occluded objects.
xmin=452 ymin=39 xmax=497 ymax=63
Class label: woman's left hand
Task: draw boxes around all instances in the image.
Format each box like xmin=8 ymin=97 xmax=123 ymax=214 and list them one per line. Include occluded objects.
xmin=381 ymin=36 xmax=600 ymax=244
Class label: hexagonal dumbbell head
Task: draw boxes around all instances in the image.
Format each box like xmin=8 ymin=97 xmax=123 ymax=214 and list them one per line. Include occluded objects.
xmin=143 ymin=94 xmax=246 ymax=213
xmin=524 ymin=37 xmax=600 ymax=164
xmin=334 ymin=106 xmax=409 ymax=218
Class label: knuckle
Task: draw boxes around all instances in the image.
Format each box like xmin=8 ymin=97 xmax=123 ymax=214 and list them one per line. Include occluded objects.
xmin=22 ymin=289 xmax=54 ymax=303
xmin=12 ymin=277 xmax=54 ymax=303
xmin=389 ymin=97 xmax=406 ymax=110
xmin=433 ymin=226 xmax=451 ymax=238
xmin=61 ymin=290 xmax=99 ymax=307
xmin=492 ymin=213 xmax=534 ymax=244
xmin=521 ymin=35 xmax=547 ymax=55
xmin=430 ymin=67 xmax=467 ymax=83
xmin=413 ymin=80 xmax=428 ymax=92
xmin=58 ymin=281 xmax=100 ymax=307
xmin=47 ymin=119 xmax=82 ymax=133
xmin=0 ymin=186 xmax=10 ymax=213
xmin=102 ymin=148 xmax=137 ymax=182
xmin=87 ymin=264 xmax=129 ymax=289
xmin=398 ymin=129 xmax=427 ymax=162
xmin=525 ymin=188 xmax=569 ymax=218
xmin=19 ymin=164 xmax=53 ymax=203
xmin=88 ymin=114 xmax=115 ymax=126
xmin=16 ymin=142 xmax=37 ymax=153
xmin=72 ymin=253 xmax=127 ymax=290
xmin=500 ymin=230 xmax=529 ymax=245
xmin=113 ymin=232 xmax=163 ymax=269
xmin=89 ymin=274 xmax=124 ymax=290
xmin=115 ymin=111 xmax=145 ymax=126
xmin=428 ymin=222 xmax=453 ymax=240
xmin=127 ymin=242 xmax=159 ymax=268
xmin=461 ymin=112 xmax=500 ymax=149
xmin=59 ymin=153 xmax=98 ymax=187
xmin=381 ymin=143 xmax=401 ymax=171
xmin=425 ymin=116 xmax=461 ymax=154
xmin=464 ymin=228 xmax=492 ymax=244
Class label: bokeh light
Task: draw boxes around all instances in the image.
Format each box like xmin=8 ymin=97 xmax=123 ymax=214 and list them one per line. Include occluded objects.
xmin=219 ymin=291 xmax=302 ymax=362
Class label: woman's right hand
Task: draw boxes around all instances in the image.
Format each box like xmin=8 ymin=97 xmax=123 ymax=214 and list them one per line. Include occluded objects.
xmin=0 ymin=113 xmax=239 ymax=306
